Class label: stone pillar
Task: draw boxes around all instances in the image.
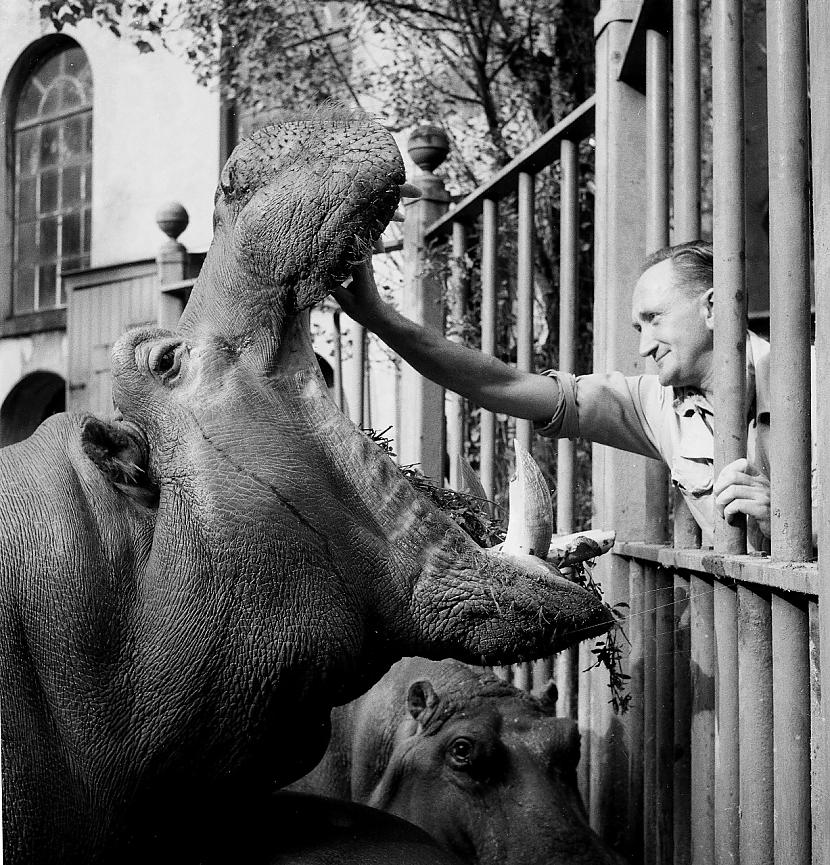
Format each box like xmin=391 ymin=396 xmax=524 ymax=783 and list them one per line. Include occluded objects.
xmin=399 ymin=125 xmax=451 ymax=483
xmin=155 ymin=201 xmax=189 ymax=330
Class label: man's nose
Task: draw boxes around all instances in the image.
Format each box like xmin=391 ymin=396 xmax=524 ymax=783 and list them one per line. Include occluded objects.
xmin=638 ymin=328 xmax=657 ymax=358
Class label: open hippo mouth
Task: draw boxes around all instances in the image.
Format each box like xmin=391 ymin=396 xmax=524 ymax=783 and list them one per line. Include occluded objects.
xmin=107 ymin=109 xmax=615 ymax=678
xmin=179 ymin=106 xmax=414 ymax=348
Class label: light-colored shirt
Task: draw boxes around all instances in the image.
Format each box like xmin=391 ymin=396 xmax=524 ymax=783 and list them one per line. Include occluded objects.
xmin=535 ymin=332 xmax=815 ymax=548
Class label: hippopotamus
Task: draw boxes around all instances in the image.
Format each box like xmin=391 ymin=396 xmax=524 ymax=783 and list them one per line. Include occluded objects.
xmin=0 ymin=109 xmax=614 ymax=864
xmin=294 ymin=657 xmax=627 ymax=865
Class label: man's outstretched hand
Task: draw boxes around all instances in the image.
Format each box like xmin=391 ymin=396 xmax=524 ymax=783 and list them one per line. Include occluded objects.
xmin=332 ymin=259 xmax=384 ymax=326
xmin=714 ymin=458 xmax=771 ymax=539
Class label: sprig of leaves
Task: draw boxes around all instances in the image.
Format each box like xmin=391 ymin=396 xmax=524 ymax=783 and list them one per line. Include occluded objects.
xmin=364 ymin=427 xmax=631 ymax=713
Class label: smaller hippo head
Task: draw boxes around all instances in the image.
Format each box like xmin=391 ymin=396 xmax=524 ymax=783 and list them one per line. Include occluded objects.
xmin=367 ymin=661 xmax=626 ymax=865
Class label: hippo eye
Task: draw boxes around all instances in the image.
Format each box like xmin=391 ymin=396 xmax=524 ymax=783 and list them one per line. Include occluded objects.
xmin=447 ymin=737 xmax=475 ymax=768
xmin=148 ymin=343 xmax=183 ymax=383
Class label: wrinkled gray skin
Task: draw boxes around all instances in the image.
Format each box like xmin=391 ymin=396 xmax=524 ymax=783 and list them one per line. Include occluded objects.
xmin=0 ymin=110 xmax=613 ymax=864
xmin=295 ymin=658 xmax=627 ymax=865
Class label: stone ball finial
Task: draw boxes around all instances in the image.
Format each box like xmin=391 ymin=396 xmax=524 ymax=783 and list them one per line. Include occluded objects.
xmin=155 ymin=201 xmax=189 ymax=242
xmin=407 ymin=124 xmax=449 ymax=173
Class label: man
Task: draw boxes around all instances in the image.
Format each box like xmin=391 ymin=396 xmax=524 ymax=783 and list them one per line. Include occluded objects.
xmin=335 ymin=240 xmax=807 ymax=549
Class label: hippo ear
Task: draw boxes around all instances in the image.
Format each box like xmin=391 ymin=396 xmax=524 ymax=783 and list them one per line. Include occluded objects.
xmin=407 ymin=680 xmax=439 ymax=726
xmin=80 ymin=416 xmax=159 ymax=508
xmin=532 ymin=679 xmax=559 ymax=713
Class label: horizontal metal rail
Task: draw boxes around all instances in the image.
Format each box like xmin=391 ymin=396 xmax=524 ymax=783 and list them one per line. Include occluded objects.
xmin=424 ymin=96 xmax=596 ymax=236
xmin=614 ymin=542 xmax=819 ymax=596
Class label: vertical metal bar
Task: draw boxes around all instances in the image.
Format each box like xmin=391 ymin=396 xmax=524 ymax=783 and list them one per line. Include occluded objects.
xmin=714 ymin=580 xmax=739 ymax=865
xmin=772 ymin=592 xmax=811 ymax=865
xmin=447 ymin=221 xmax=468 ymax=491
xmin=737 ymin=585 xmax=773 ymax=865
xmin=628 ymin=560 xmax=645 ymax=865
xmin=673 ymin=572 xmax=692 ymax=865
xmin=808 ymin=600 xmax=825 ymax=865
xmin=645 ymin=28 xmax=670 ymax=545
xmin=513 ymin=662 xmax=532 ymax=693
xmin=577 ymin=639 xmax=593 ymax=807
xmin=767 ymin=0 xmax=812 ymax=559
xmin=558 ymin=139 xmax=579 ymax=533
xmin=646 ymin=30 xmax=670 ymax=250
xmin=808 ymin=0 xmax=830 ymax=848
xmin=556 ymin=139 xmax=580 ymax=722
xmin=553 ymin=650 xmax=576 ymax=719
xmin=516 ymin=171 xmax=535 ymax=453
xmin=690 ymin=574 xmax=715 ymax=865
xmin=673 ymin=0 xmax=702 ymax=241
xmin=711 ymin=0 xmax=747 ymax=555
xmin=655 ymin=567 xmax=674 ymax=865
xmin=350 ymin=322 xmax=366 ymax=429
xmin=643 ymin=565 xmax=657 ymax=863
xmin=671 ymin=0 xmax=704 ymax=550
xmin=480 ymin=198 xmax=498 ymax=504
xmin=332 ymin=309 xmax=344 ymax=412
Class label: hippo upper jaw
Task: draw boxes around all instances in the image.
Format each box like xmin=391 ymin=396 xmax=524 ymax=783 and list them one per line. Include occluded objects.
xmin=178 ymin=111 xmax=406 ymax=352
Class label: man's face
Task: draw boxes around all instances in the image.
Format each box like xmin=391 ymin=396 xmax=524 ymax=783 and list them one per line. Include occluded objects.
xmin=630 ymin=258 xmax=714 ymax=390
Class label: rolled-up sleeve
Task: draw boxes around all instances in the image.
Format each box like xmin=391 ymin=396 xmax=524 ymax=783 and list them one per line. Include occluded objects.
xmin=535 ymin=369 xmax=664 ymax=462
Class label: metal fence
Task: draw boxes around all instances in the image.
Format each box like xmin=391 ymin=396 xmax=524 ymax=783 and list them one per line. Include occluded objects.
xmin=385 ymin=0 xmax=827 ymax=862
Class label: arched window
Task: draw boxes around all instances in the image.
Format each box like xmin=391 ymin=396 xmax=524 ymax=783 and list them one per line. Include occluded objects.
xmin=13 ymin=45 xmax=92 ymax=314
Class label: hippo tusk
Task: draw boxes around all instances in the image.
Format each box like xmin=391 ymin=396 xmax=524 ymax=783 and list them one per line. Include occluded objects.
xmin=546 ymin=529 xmax=616 ymax=567
xmin=453 ymin=453 xmax=488 ymax=504
xmin=399 ymin=182 xmax=422 ymax=199
xmin=498 ymin=440 xmax=554 ymax=559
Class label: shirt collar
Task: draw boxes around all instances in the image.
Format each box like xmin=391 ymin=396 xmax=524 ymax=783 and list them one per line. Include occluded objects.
xmin=671 ymin=331 xmax=770 ymax=422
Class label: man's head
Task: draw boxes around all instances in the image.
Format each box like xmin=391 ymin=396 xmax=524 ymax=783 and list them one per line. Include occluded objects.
xmin=631 ymin=240 xmax=715 ymax=392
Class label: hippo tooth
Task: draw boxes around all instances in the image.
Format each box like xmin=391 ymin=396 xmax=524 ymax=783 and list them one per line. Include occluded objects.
xmin=452 ymin=453 xmax=488 ymax=504
xmin=400 ymin=182 xmax=422 ymax=199
xmin=499 ymin=439 xmax=554 ymax=559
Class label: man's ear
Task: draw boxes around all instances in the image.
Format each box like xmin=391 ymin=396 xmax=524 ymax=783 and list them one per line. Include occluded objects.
xmin=701 ymin=286 xmax=715 ymax=330
xmin=80 ymin=415 xmax=159 ymax=508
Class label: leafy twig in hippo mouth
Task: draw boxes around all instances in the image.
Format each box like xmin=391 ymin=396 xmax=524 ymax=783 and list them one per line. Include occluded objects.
xmin=363 ymin=427 xmax=630 ymax=714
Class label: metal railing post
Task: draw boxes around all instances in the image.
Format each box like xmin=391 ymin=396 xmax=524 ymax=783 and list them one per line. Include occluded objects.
xmin=515 ymin=172 xmax=535 ymax=453
xmin=808 ymin=0 xmax=830 ymax=857
xmin=400 ymin=125 xmax=451 ymax=483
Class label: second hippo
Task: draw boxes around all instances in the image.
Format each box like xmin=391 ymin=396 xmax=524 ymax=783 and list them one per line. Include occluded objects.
xmin=293 ymin=657 xmax=627 ymax=865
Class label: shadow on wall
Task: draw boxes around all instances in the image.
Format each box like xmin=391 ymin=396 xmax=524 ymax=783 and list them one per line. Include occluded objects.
xmin=0 ymin=371 xmax=65 ymax=448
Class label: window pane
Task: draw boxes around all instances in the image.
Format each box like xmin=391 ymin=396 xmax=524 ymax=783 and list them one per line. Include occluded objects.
xmin=18 ymin=176 xmax=36 ymax=221
xmin=63 ymin=116 xmax=84 ymax=158
xmin=62 ymin=211 xmax=81 ymax=257
xmin=14 ymin=267 xmax=35 ymax=313
xmin=63 ymin=48 xmax=85 ymax=77
xmin=62 ymin=165 xmax=82 ymax=207
xmin=17 ymin=222 xmax=36 ymax=264
xmin=16 ymin=80 xmax=42 ymax=123
xmin=40 ymin=124 xmax=60 ymax=164
xmin=40 ymin=217 xmax=58 ymax=259
xmin=40 ymin=170 xmax=59 ymax=213
xmin=61 ymin=80 xmax=82 ymax=110
xmin=38 ymin=263 xmax=57 ymax=307
xmin=38 ymin=55 xmax=62 ymax=88
xmin=17 ymin=128 xmax=39 ymax=175
xmin=42 ymin=84 xmax=61 ymax=117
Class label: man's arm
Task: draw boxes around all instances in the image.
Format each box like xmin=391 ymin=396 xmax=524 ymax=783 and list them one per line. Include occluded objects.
xmin=333 ymin=260 xmax=561 ymax=421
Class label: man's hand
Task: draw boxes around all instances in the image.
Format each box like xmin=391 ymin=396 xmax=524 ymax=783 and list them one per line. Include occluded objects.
xmin=714 ymin=458 xmax=771 ymax=539
xmin=332 ymin=259 xmax=384 ymax=326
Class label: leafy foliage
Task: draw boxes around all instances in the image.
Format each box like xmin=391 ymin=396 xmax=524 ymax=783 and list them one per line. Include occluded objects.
xmin=366 ymin=426 xmax=629 ymax=713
